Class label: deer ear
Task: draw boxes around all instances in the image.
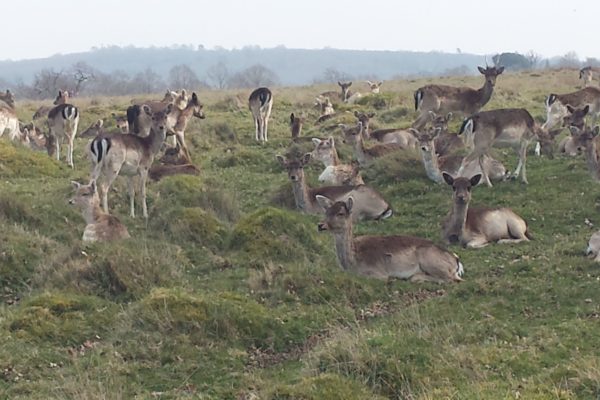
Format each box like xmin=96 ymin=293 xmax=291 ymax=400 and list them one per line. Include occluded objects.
xmin=378 ymin=81 xmax=383 ymax=86
xmin=477 ymin=66 xmax=486 ymax=75
xmin=315 ymin=195 xmax=334 ymax=211
xmin=276 ymin=155 xmax=286 ymax=166
xmin=442 ymin=172 xmax=454 ymax=186
xmin=338 ymin=81 xmax=343 ymax=87
xmin=353 ymin=110 xmax=359 ymax=117
xmin=583 ymin=105 xmax=590 ymax=115
xmin=408 ymin=128 xmax=420 ymax=139
xmin=165 ymin=103 xmax=173 ymax=114
xmin=71 ymin=181 xmax=81 ymax=189
xmin=497 ymin=66 xmax=505 ymax=74
xmin=302 ymin=153 xmax=312 ymax=165
xmin=569 ymin=126 xmax=581 ymax=136
xmin=96 ymin=119 xmax=103 ymax=128
xmin=470 ymin=174 xmax=482 ymax=187
xmin=567 ymin=105 xmax=575 ymax=113
xmin=290 ymin=113 xmax=295 ymax=123
xmin=432 ymin=127 xmax=442 ymax=138
xmin=593 ymin=126 xmax=600 ymax=137
xmin=446 ymin=112 xmax=453 ymax=122
xmin=90 ymin=180 xmax=97 ymax=193
xmin=346 ymin=196 xmax=354 ymax=212
xmin=328 ymin=136 xmax=335 ymax=147
xmin=143 ymin=105 xmax=152 ymax=116
xmin=368 ymin=113 xmax=375 ymax=118
xmin=312 ymin=138 xmax=321 ymax=146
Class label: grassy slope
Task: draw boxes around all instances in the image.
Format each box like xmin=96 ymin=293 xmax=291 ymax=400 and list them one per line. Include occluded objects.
xmin=1 ymin=69 xmax=599 ymax=399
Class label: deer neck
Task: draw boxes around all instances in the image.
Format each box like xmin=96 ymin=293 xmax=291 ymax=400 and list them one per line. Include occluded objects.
xmin=585 ymin=139 xmax=600 ymax=180
xmin=291 ymin=172 xmax=314 ymax=212
xmin=420 ymin=145 xmax=444 ymax=183
xmin=82 ymin=199 xmax=105 ymax=225
xmin=332 ymin=225 xmax=356 ymax=270
xmin=174 ymin=104 xmax=194 ymax=132
xmin=148 ymin=128 xmax=167 ymax=155
xmin=353 ymin=137 xmax=368 ymax=164
xmin=476 ymin=80 xmax=495 ymax=109
xmin=446 ymin=199 xmax=469 ymax=240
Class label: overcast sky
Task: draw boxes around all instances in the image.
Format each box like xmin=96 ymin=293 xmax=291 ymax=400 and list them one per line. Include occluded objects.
xmin=1 ymin=0 xmax=596 ymax=61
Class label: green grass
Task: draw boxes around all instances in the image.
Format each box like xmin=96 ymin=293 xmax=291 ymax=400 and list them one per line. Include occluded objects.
xmin=1 ymin=68 xmax=600 ymax=399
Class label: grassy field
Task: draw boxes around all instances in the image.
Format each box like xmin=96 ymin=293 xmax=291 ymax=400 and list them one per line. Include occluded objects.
xmin=1 ymin=68 xmax=599 ymax=399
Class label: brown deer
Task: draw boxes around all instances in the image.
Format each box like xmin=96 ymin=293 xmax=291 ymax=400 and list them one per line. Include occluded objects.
xmin=458 ymin=108 xmax=551 ymax=186
xmin=412 ymin=66 xmax=504 ymax=130
xmin=580 ymin=66 xmax=593 ymax=88
xmin=112 ymin=113 xmax=129 ymax=133
xmin=555 ymin=105 xmax=589 ymax=156
xmin=166 ymin=92 xmax=205 ymax=160
xmin=316 ymin=195 xmax=464 ymax=282
xmin=342 ymin=122 xmax=401 ymax=165
xmin=366 ymin=81 xmax=383 ymax=94
xmin=570 ymin=125 xmax=600 ymax=181
xmin=249 ymin=87 xmax=273 ymax=142
xmin=148 ymin=142 xmax=199 ymax=181
xmin=0 ymin=89 xmax=15 ymax=108
xmin=126 ymin=89 xmax=188 ymax=136
xmin=543 ymin=87 xmax=600 ymax=131
xmin=276 ymin=152 xmax=392 ymax=221
xmin=0 ymin=104 xmax=22 ymax=141
xmin=427 ymin=111 xmax=465 ymax=156
xmin=69 ymin=180 xmax=130 ymax=242
xmin=312 ymin=137 xmax=365 ymax=185
xmin=89 ymin=104 xmax=171 ymax=218
xmin=315 ymin=96 xmax=336 ymax=123
xmin=320 ymin=81 xmax=353 ymax=103
xmin=47 ymin=90 xmax=79 ymax=168
xmin=290 ymin=113 xmax=304 ymax=139
xmin=442 ymin=173 xmax=532 ymax=248
xmin=410 ymin=127 xmax=506 ymax=185
xmin=20 ymin=123 xmax=56 ymax=156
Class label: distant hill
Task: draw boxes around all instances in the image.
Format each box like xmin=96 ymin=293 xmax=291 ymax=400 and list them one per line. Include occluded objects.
xmin=0 ymin=46 xmax=488 ymax=86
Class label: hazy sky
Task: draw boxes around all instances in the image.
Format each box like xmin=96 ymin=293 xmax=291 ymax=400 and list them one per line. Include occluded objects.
xmin=2 ymin=0 xmax=596 ymax=61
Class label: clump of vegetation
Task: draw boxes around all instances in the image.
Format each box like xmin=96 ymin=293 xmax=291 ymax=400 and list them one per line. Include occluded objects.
xmin=0 ymin=141 xmax=67 ymax=178
xmin=356 ymin=93 xmax=395 ymax=109
xmin=364 ymin=150 xmax=426 ymax=185
xmin=378 ymin=106 xmax=410 ymax=123
xmin=265 ymin=374 xmax=387 ymax=399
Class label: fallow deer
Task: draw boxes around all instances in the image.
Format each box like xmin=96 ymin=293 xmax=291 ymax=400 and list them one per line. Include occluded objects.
xmin=47 ymin=90 xmax=79 ymax=168
xmin=89 ymin=104 xmax=171 ymax=218
xmin=315 ymin=96 xmax=336 ymax=123
xmin=69 ymin=180 xmax=130 ymax=242
xmin=366 ymin=81 xmax=383 ymax=94
xmin=442 ymin=173 xmax=532 ymax=248
xmin=148 ymin=142 xmax=199 ymax=181
xmin=458 ymin=108 xmax=551 ymax=186
xmin=320 ymin=81 xmax=353 ymax=103
xmin=79 ymin=119 xmax=106 ymax=138
xmin=126 ymin=89 xmax=188 ymax=136
xmin=290 ymin=113 xmax=304 ymax=139
xmin=33 ymin=105 xmax=53 ymax=121
xmin=586 ymin=230 xmax=600 ymax=262
xmin=427 ymin=111 xmax=465 ymax=156
xmin=312 ymin=137 xmax=365 ymax=185
xmin=412 ymin=66 xmax=504 ymax=130
xmin=276 ymin=152 xmax=391 ymax=221
xmin=0 ymin=89 xmax=15 ymax=108
xmin=112 ymin=113 xmax=129 ymax=133
xmin=20 ymin=122 xmax=56 ymax=156
xmin=555 ymin=105 xmax=589 ymax=156
xmin=354 ymin=111 xmax=375 ymax=140
xmin=543 ymin=87 xmax=600 ymax=131
xmin=342 ymin=122 xmax=401 ymax=166
xmin=316 ymin=195 xmax=464 ymax=282
xmin=410 ymin=127 xmax=506 ymax=185
xmin=580 ymin=66 xmax=593 ymax=88
xmin=570 ymin=125 xmax=600 ymax=181
xmin=165 ymin=92 xmax=205 ymax=160
xmin=249 ymin=87 xmax=273 ymax=142
xmin=0 ymin=104 xmax=22 ymax=141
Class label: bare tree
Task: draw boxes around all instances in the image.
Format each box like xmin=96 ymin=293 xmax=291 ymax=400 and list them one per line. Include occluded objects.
xmin=129 ymin=68 xmax=165 ymax=94
xmin=206 ymin=61 xmax=229 ymax=89
xmin=556 ymin=51 xmax=580 ymax=68
xmin=168 ymin=64 xmax=201 ymax=90
xmin=227 ymin=64 xmax=279 ymax=88
xmin=525 ymin=50 xmax=542 ymax=69
xmin=322 ymin=68 xmax=352 ymax=83
xmin=32 ymin=68 xmax=69 ymax=98
xmin=70 ymin=61 xmax=96 ymax=96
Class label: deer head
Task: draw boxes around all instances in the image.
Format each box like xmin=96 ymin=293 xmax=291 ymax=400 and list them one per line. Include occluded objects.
xmin=316 ymin=195 xmax=353 ymax=232
xmin=443 ymin=173 xmax=482 ymax=205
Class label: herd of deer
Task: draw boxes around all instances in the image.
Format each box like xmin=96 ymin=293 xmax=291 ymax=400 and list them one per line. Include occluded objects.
xmin=2 ymin=65 xmax=600 ymax=283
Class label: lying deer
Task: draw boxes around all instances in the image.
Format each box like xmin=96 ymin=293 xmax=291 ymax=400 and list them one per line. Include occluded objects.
xmin=458 ymin=108 xmax=552 ymax=186
xmin=312 ymin=137 xmax=364 ymax=185
xmin=148 ymin=142 xmax=199 ymax=181
xmin=89 ymin=104 xmax=171 ymax=218
xmin=0 ymin=102 xmax=22 ymax=141
xmin=317 ymin=195 xmax=464 ymax=282
xmin=249 ymin=87 xmax=273 ymax=142
xmin=126 ymin=89 xmax=188 ymax=136
xmin=342 ymin=122 xmax=401 ymax=165
xmin=315 ymin=96 xmax=336 ymax=123
xmin=69 ymin=180 xmax=130 ymax=242
xmin=366 ymin=81 xmax=383 ymax=94
xmin=543 ymin=87 xmax=600 ymax=131
xmin=410 ymin=127 xmax=506 ymax=185
xmin=555 ymin=105 xmax=589 ymax=156
xmin=276 ymin=152 xmax=391 ymax=221
xmin=320 ymin=81 xmax=353 ymax=103
xmin=412 ymin=66 xmax=504 ymax=130
xmin=442 ymin=173 xmax=532 ymax=248
xmin=427 ymin=111 xmax=465 ymax=156
xmin=47 ymin=90 xmax=79 ymax=168
xmin=20 ymin=122 xmax=56 ymax=156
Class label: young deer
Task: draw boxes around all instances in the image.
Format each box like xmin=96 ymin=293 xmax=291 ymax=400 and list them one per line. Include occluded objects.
xmin=148 ymin=142 xmax=198 ymax=181
xmin=166 ymin=92 xmax=205 ymax=160
xmin=126 ymin=89 xmax=188 ymax=136
xmin=580 ymin=66 xmax=593 ymax=88
xmin=543 ymin=87 xmax=600 ymax=131
xmin=442 ymin=173 xmax=532 ymax=248
xmin=570 ymin=125 xmax=600 ymax=181
xmin=79 ymin=119 xmax=106 ymax=138
xmin=320 ymin=81 xmax=353 ymax=103
xmin=312 ymin=137 xmax=365 ymax=185
xmin=412 ymin=66 xmax=504 ymax=130
xmin=342 ymin=122 xmax=401 ymax=165
xmin=366 ymin=81 xmax=383 ymax=94
xmin=89 ymin=104 xmax=172 ymax=218
xmin=249 ymin=87 xmax=273 ymax=142
xmin=427 ymin=111 xmax=465 ymax=156
xmin=69 ymin=180 xmax=130 ymax=242
xmin=47 ymin=90 xmax=79 ymax=168
xmin=410 ymin=127 xmax=506 ymax=185
xmin=458 ymin=108 xmax=551 ymax=186
xmin=276 ymin=152 xmax=391 ymax=221
xmin=317 ymin=195 xmax=464 ymax=282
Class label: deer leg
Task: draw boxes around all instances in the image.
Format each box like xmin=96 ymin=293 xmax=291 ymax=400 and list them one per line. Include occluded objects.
xmin=101 ymin=165 xmax=121 ymax=214
xmin=465 ymin=237 xmax=489 ymax=248
xmin=67 ymin=133 xmax=75 ymax=168
xmin=140 ymin=169 xmax=149 ymax=218
xmin=479 ymin=155 xmax=493 ymax=187
xmin=519 ymin=140 xmax=529 ymax=184
xmin=254 ymin=118 xmax=260 ymax=141
xmin=54 ymin=133 xmax=61 ymax=162
xmin=409 ymin=272 xmax=445 ymax=284
xmin=497 ymin=238 xmax=528 ymax=244
xmin=127 ymin=176 xmax=136 ymax=218
xmin=411 ymin=113 xmax=429 ymax=130
xmin=175 ymin=132 xmax=192 ymax=163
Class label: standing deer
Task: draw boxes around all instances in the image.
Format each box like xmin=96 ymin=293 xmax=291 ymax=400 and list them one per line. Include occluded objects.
xmin=249 ymin=87 xmax=273 ymax=142
xmin=316 ymin=195 xmax=464 ymax=282
xmin=47 ymin=90 xmax=79 ymax=168
xmin=342 ymin=122 xmax=401 ymax=165
xmin=276 ymin=152 xmax=391 ymax=221
xmin=580 ymin=66 xmax=593 ymax=88
xmin=410 ymin=127 xmax=506 ymax=185
xmin=570 ymin=125 xmax=600 ymax=181
xmin=458 ymin=108 xmax=551 ymax=186
xmin=69 ymin=180 xmax=130 ymax=242
xmin=89 ymin=104 xmax=171 ymax=218
xmin=20 ymin=123 xmax=56 ymax=156
xmin=442 ymin=173 xmax=532 ymax=248
xmin=126 ymin=89 xmax=188 ymax=136
xmin=312 ymin=137 xmax=365 ymax=185
xmin=166 ymin=92 xmax=205 ymax=160
xmin=412 ymin=66 xmax=504 ymax=130
xmin=366 ymin=81 xmax=383 ymax=94
xmin=543 ymin=87 xmax=600 ymax=131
